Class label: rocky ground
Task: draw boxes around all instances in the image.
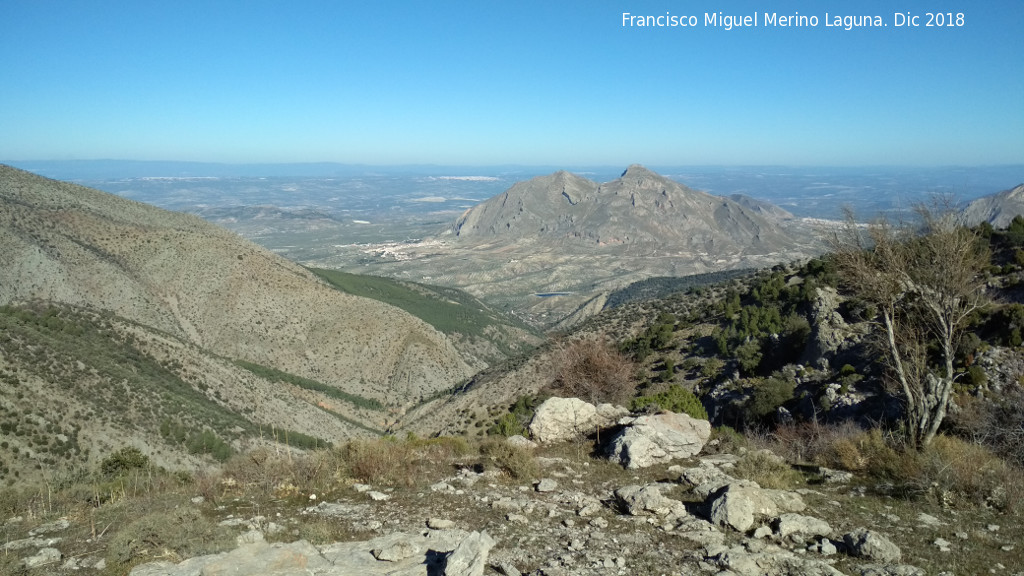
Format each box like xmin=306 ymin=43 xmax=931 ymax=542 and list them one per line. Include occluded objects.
xmin=3 ymin=405 xmax=1022 ymax=576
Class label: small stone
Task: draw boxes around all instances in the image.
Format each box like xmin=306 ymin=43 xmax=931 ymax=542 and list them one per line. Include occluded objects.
xmin=987 ymin=524 xmax=1000 ymax=532
xmin=352 ymin=483 xmax=372 ymax=492
xmin=427 ymin=518 xmax=456 ymax=530
xmin=430 ymin=481 xmax=455 ymax=492
xmin=590 ymin=517 xmax=608 ymax=529
xmin=536 ymin=478 xmax=558 ymax=492
xmin=568 ymin=538 xmax=584 ymax=551
xmin=367 ymin=491 xmax=390 ymax=501
xmin=934 ymin=537 xmax=951 ymax=552
xmin=308 ymin=493 xmax=317 ymax=500
xmin=94 ymin=558 xmax=106 ymax=570
xmin=562 ymin=518 xmax=575 ymax=528
xmin=819 ymin=538 xmax=837 ymax=555
xmin=507 ymin=513 xmax=529 ymax=524
xmin=753 ymin=526 xmax=773 ymax=539
xmin=236 ymin=530 xmax=264 ymax=546
xmin=190 ymin=496 xmax=205 ymax=504
xmin=22 ymin=547 xmax=62 ymax=568
xmin=495 ymin=561 xmax=523 ymax=576
xmin=917 ymin=512 xmax=942 ymax=526
xmin=1000 ymin=544 xmax=1014 ymax=551
xmin=578 ymin=503 xmax=601 ymax=517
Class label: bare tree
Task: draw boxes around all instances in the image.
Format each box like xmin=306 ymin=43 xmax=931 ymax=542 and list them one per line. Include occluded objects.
xmin=553 ymin=336 xmax=636 ymax=406
xmin=828 ymin=204 xmax=989 ymax=447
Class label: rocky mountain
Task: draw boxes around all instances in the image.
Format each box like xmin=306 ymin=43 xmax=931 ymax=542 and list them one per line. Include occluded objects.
xmin=453 ymin=165 xmax=796 ymax=253
xmin=963 ymin=183 xmax=1024 ymax=227
xmin=331 ymin=166 xmax=819 ymax=330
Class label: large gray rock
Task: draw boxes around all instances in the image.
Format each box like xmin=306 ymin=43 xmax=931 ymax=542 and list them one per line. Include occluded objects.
xmin=528 ymin=397 xmax=597 ymax=443
xmin=774 ymin=513 xmax=832 ymax=539
xmin=844 ymin=528 xmax=902 ymax=563
xmin=707 ymin=483 xmax=806 ymax=533
xmin=444 ymin=531 xmax=496 ymax=576
xmin=606 ymin=412 xmax=712 ymax=468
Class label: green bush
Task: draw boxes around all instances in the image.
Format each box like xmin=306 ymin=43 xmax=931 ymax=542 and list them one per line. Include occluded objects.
xmin=100 ymin=447 xmax=149 ymax=477
xmin=745 ymin=376 xmax=795 ymax=422
xmin=630 ymin=385 xmax=708 ymax=420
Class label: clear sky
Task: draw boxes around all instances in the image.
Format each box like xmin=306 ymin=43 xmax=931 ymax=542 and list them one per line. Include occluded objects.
xmin=1 ymin=1 xmax=1022 ymax=166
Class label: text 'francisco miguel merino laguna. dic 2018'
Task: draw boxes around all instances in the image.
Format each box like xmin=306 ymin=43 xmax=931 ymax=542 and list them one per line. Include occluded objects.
xmin=622 ymin=12 xmax=965 ymax=31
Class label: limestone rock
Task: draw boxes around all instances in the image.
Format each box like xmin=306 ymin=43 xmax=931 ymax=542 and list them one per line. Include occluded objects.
xmin=615 ymin=484 xmax=687 ymax=518
xmin=844 ymin=528 xmax=902 ymax=563
xmin=606 ymin=412 xmax=712 ymax=468
xmin=528 ymin=397 xmax=598 ymax=443
xmin=445 ymin=531 xmax=496 ymax=576
xmin=535 ymin=478 xmax=558 ymax=493
xmin=22 ymin=547 xmax=61 ymax=569
xmin=774 ymin=513 xmax=832 ymax=539
xmin=505 ymin=435 xmax=537 ymax=450
xmin=707 ymin=483 xmax=806 ymax=533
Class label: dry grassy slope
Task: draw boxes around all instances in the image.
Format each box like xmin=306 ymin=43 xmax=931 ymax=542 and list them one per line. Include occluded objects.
xmin=0 ymin=165 xmax=472 ymax=404
xmin=0 ymin=303 xmax=394 ymax=484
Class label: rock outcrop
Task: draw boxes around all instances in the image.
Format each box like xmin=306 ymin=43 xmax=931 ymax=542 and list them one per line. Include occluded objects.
xmin=129 ymin=529 xmax=495 ymax=576
xmin=605 ymin=412 xmax=712 ymax=468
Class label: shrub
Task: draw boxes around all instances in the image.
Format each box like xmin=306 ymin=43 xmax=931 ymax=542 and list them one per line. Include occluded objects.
xmin=107 ymin=506 xmax=232 ymax=567
xmin=342 ymin=438 xmax=419 ymax=487
xmin=553 ymin=338 xmax=636 ymax=405
xmin=744 ymin=376 xmax=795 ymax=422
xmin=478 ymin=439 xmax=538 ymax=480
xmin=630 ymin=385 xmax=708 ymax=420
xmin=732 ymin=449 xmax=802 ymax=490
xmin=100 ymin=447 xmax=149 ymax=477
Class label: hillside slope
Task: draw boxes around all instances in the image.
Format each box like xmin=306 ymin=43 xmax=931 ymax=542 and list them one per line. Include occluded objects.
xmin=0 ymin=164 xmax=472 ymax=404
xmin=963 ymin=183 xmax=1024 ymax=227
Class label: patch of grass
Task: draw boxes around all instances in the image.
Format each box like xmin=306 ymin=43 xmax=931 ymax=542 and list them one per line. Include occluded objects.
xmin=731 ymin=449 xmax=803 ymax=490
xmin=106 ymin=506 xmax=234 ymax=568
xmin=234 ymin=359 xmax=383 ymax=411
xmin=309 ymin=267 xmax=539 ymax=341
xmin=478 ymin=438 xmax=539 ymax=480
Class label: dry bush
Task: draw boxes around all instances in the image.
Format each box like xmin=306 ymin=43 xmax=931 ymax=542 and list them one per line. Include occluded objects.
xmin=342 ymin=438 xmax=421 ymax=487
xmin=731 ymin=449 xmax=802 ymax=489
xmin=106 ymin=506 xmax=233 ymax=568
xmin=950 ymin=387 xmax=1024 ymax=468
xmin=478 ymin=438 xmax=539 ymax=480
xmin=552 ymin=337 xmax=637 ymax=405
xmin=914 ymin=435 xmax=1022 ymax=511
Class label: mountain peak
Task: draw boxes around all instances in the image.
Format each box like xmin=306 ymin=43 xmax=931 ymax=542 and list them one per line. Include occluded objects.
xmin=620 ymin=164 xmax=657 ymax=178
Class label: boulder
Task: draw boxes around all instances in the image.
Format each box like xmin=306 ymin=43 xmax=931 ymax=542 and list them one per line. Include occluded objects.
xmin=774 ymin=513 xmax=832 ymax=539
xmin=615 ymin=484 xmax=687 ymax=518
xmin=707 ymin=483 xmax=806 ymax=533
xmin=528 ymin=397 xmax=597 ymax=443
xmin=844 ymin=528 xmax=902 ymax=563
xmin=606 ymin=412 xmax=712 ymax=468
xmin=444 ymin=531 xmax=496 ymax=576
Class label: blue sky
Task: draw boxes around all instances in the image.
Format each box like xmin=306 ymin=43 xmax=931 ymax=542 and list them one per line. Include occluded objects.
xmin=1 ymin=1 xmax=1022 ymax=166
